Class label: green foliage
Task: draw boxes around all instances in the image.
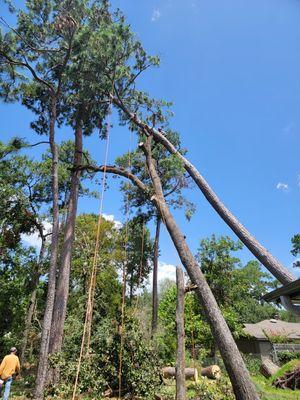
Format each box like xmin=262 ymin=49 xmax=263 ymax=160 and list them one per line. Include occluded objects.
xmin=52 ymin=317 xmax=160 ymax=399
xmin=263 ymin=329 xmax=293 ymax=344
xmin=242 ymin=354 xmax=262 ymax=375
xmin=291 ymin=234 xmax=300 ymax=268
xmin=0 ymin=245 xmax=41 ymax=354
xmin=277 ymin=351 xmax=300 ymax=364
xmin=269 ymin=360 xmax=300 ymax=384
xmin=158 ymin=236 xmax=279 ymax=366
xmin=192 ymin=378 xmax=235 ymax=400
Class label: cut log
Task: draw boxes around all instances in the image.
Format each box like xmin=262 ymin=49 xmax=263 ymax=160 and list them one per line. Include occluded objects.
xmin=260 ymin=358 xmax=279 ymax=378
xmin=201 ymin=365 xmax=221 ymax=380
xmin=162 ymin=367 xmax=198 ymax=382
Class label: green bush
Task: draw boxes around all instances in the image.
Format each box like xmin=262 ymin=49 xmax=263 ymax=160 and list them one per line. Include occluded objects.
xmin=277 ymin=350 xmax=300 ymax=364
xmin=242 ymin=354 xmax=261 ymax=375
xmin=51 ymin=316 xmax=161 ymax=399
xmin=192 ymin=377 xmax=234 ymax=400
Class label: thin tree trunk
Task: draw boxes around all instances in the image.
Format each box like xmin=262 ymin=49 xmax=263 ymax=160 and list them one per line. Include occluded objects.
xmin=176 ymin=267 xmax=186 ymax=400
xmin=141 ymin=138 xmax=259 ymax=400
xmin=49 ymin=123 xmax=83 ymax=359
xmin=129 ymin=270 xmax=134 ymax=305
xmin=34 ymin=97 xmax=60 ymax=400
xmin=113 ymin=99 xmax=295 ymax=285
xmin=20 ymin=236 xmax=46 ymax=364
xmin=152 ymin=216 xmax=161 ymax=334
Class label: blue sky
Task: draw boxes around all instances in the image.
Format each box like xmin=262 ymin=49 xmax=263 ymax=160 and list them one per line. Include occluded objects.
xmin=1 ymin=0 xmax=300 ymax=280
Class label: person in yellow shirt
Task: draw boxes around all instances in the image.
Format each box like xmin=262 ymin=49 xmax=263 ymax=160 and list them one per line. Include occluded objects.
xmin=0 ymin=347 xmax=20 ymax=400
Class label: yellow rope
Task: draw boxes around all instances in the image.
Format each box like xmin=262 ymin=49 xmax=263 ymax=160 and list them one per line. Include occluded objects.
xmin=118 ymin=132 xmax=133 ymax=400
xmin=72 ymin=104 xmax=111 ymax=400
xmin=188 ymin=293 xmax=196 ymax=370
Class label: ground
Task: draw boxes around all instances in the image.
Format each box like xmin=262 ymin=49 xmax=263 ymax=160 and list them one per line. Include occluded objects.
xmin=8 ymin=375 xmax=300 ymax=400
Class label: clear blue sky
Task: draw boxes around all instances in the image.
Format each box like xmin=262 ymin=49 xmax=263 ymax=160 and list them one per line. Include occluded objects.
xmin=1 ymin=0 xmax=300 ymax=277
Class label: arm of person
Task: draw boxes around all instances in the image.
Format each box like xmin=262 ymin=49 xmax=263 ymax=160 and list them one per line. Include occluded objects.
xmin=0 ymin=357 xmax=6 ymax=377
xmin=15 ymin=358 xmax=20 ymax=375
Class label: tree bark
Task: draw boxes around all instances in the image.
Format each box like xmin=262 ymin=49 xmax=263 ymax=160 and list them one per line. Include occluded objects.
xmin=140 ymin=137 xmax=259 ymax=400
xmin=176 ymin=267 xmax=186 ymax=400
xmin=84 ymin=159 xmax=259 ymax=399
xmin=152 ymin=216 xmax=161 ymax=335
xmin=20 ymin=235 xmax=46 ymax=364
xmin=113 ymin=98 xmax=295 ymax=285
xmin=49 ymin=123 xmax=83 ymax=360
xmin=162 ymin=367 xmax=197 ymax=381
xmin=201 ymin=365 xmax=221 ymax=380
xmin=34 ymin=96 xmax=60 ymax=400
xmin=260 ymin=358 xmax=279 ymax=378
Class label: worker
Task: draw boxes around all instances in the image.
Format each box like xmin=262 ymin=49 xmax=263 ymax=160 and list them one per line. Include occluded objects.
xmin=0 ymin=347 xmax=21 ymax=400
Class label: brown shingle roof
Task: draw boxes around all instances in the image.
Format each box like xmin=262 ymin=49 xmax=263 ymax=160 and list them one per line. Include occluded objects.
xmin=243 ymin=319 xmax=300 ymax=340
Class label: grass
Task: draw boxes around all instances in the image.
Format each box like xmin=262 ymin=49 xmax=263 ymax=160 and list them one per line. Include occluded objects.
xmin=8 ymin=364 xmax=300 ymax=400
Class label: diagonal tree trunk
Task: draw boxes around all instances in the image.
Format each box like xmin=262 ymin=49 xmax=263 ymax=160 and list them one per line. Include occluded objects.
xmin=34 ymin=96 xmax=60 ymax=400
xmin=49 ymin=122 xmax=83 ymax=361
xmin=113 ymin=98 xmax=295 ymax=285
xmin=140 ymin=137 xmax=259 ymax=400
xmin=89 ymin=157 xmax=259 ymax=400
xmin=152 ymin=215 xmax=161 ymax=335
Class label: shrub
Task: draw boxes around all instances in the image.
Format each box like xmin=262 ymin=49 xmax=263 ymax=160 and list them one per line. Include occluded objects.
xmin=277 ymin=350 xmax=300 ymax=364
xmin=193 ymin=377 xmax=235 ymax=400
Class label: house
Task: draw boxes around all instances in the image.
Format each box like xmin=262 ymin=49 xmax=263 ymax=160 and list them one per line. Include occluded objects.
xmin=236 ymin=319 xmax=300 ymax=358
xmin=262 ymin=278 xmax=300 ymax=317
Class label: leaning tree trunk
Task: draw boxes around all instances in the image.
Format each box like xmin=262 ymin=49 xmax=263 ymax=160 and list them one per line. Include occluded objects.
xmin=152 ymin=216 xmax=161 ymax=335
xmin=34 ymin=97 xmax=60 ymax=400
xmin=49 ymin=123 xmax=83 ymax=364
xmin=113 ymin=98 xmax=295 ymax=285
xmin=141 ymin=138 xmax=259 ymax=400
xmin=21 ymin=235 xmax=46 ymax=364
xmin=176 ymin=267 xmax=186 ymax=400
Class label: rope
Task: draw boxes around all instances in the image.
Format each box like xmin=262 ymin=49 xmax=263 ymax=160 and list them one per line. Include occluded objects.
xmin=117 ymin=131 xmax=134 ymax=399
xmin=71 ymin=104 xmax=111 ymax=400
xmin=187 ymin=293 xmax=196 ymax=370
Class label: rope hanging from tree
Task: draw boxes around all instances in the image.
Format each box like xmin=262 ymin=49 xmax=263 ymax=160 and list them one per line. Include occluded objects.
xmin=118 ymin=131 xmax=133 ymax=400
xmin=71 ymin=100 xmax=112 ymax=400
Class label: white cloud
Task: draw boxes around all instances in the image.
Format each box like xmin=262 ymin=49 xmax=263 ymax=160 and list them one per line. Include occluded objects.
xmin=102 ymin=213 xmax=123 ymax=229
xmin=151 ymin=8 xmax=161 ymax=22
xmin=21 ymin=221 xmax=52 ymax=248
xmin=276 ymin=182 xmax=289 ymax=192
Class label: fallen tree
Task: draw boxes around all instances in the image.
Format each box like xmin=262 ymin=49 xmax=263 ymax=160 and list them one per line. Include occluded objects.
xmin=273 ymin=367 xmax=300 ymax=390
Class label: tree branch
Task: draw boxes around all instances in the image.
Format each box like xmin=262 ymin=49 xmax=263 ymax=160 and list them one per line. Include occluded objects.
xmin=75 ymin=164 xmax=150 ymax=195
xmin=0 ymin=51 xmax=55 ymax=93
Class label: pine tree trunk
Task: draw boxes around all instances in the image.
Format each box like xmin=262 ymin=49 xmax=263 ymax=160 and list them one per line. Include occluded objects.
xmin=129 ymin=270 xmax=134 ymax=305
xmin=34 ymin=97 xmax=60 ymax=400
xmin=49 ymin=123 xmax=83 ymax=361
xmin=176 ymin=267 xmax=186 ymax=400
xmin=145 ymin=127 xmax=295 ymax=285
xmin=152 ymin=216 xmax=161 ymax=334
xmin=113 ymin=100 xmax=295 ymax=285
xmin=141 ymin=138 xmax=259 ymax=400
xmin=20 ymin=236 xmax=46 ymax=364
